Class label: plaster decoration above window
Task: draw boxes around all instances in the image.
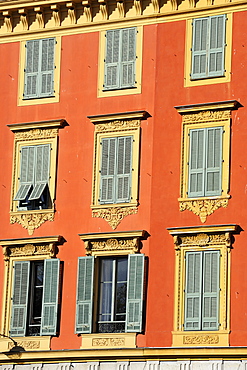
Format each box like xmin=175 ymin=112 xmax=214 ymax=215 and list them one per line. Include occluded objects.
xmin=88 ymin=111 xmax=150 ymax=229
xmin=175 ymin=100 xmax=241 ymax=223
xmin=8 ymin=119 xmax=67 ymax=235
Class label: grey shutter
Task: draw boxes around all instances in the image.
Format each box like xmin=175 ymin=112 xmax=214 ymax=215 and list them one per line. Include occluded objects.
xmin=120 ymin=28 xmax=136 ymax=88
xmin=10 ymin=261 xmax=30 ymax=337
xmin=208 ymin=15 xmax=226 ymax=77
xmin=116 ymin=136 xmax=132 ymax=203
xmin=205 ymin=127 xmax=223 ymax=196
xmin=24 ymin=40 xmax=40 ymax=98
xmin=41 ymin=259 xmax=60 ymax=336
xmin=191 ymin=18 xmax=208 ymax=79
xmin=126 ymin=254 xmax=144 ymax=332
xmin=100 ymin=138 xmax=117 ymax=204
xmin=184 ymin=252 xmax=202 ymax=331
xmin=75 ymin=257 xmax=94 ymax=334
xmin=40 ymin=38 xmax=55 ymax=97
xmin=14 ymin=146 xmax=35 ymax=201
xmin=202 ymin=251 xmax=220 ymax=330
xmin=104 ymin=30 xmax=120 ymax=89
xmin=29 ymin=144 xmax=51 ymax=200
xmin=188 ymin=129 xmax=205 ymax=197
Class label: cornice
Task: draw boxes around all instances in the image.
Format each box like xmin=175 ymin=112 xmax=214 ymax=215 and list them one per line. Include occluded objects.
xmin=88 ymin=111 xmax=150 ymax=124
xmin=167 ymin=224 xmax=238 ymax=235
xmin=79 ymin=230 xmax=149 ymax=241
xmin=0 ymin=235 xmax=64 ymax=246
xmin=175 ymin=100 xmax=241 ymax=115
xmin=8 ymin=119 xmax=68 ymax=132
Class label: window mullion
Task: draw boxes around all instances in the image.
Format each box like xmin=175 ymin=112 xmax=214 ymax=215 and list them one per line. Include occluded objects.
xmin=111 ymin=259 xmax=117 ymax=322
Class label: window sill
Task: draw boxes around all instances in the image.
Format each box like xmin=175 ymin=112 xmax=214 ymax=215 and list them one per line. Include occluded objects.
xmin=80 ymin=333 xmax=136 ymax=349
xmin=0 ymin=336 xmax=51 ymax=352
xmin=10 ymin=209 xmax=55 ymax=236
xmin=172 ymin=330 xmax=229 ymax=347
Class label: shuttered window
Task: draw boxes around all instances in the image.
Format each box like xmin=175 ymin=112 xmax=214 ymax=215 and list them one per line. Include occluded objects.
xmin=188 ymin=127 xmax=223 ymax=197
xmin=75 ymin=254 xmax=144 ymax=334
xmin=10 ymin=259 xmax=60 ymax=337
xmin=184 ymin=251 xmax=220 ymax=331
xmin=14 ymin=144 xmax=51 ymax=209
xmin=24 ymin=38 xmax=55 ymax=99
xmin=100 ymin=136 xmax=133 ymax=204
xmin=104 ymin=28 xmax=136 ymax=90
xmin=191 ymin=15 xmax=226 ymax=80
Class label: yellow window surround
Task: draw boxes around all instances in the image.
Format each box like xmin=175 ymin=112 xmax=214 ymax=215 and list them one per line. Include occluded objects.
xmin=88 ymin=111 xmax=150 ymax=230
xmin=175 ymin=100 xmax=241 ymax=222
xmin=184 ymin=12 xmax=232 ymax=87
xmin=168 ymin=224 xmax=239 ymax=347
xmin=8 ymin=119 xmax=68 ymax=235
xmin=0 ymin=235 xmax=64 ymax=353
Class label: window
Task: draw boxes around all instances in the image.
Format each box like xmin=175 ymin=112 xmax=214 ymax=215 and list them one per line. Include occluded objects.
xmin=10 ymin=259 xmax=60 ymax=337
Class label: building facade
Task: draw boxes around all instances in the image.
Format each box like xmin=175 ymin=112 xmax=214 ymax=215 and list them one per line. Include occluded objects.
xmin=0 ymin=0 xmax=247 ymax=367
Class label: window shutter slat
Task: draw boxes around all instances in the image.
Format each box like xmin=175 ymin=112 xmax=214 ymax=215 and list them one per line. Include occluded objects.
xmin=116 ymin=136 xmax=132 ymax=203
xmin=202 ymin=251 xmax=220 ymax=330
xmin=205 ymin=127 xmax=222 ymax=196
xmin=120 ymin=28 xmax=136 ymax=87
xmin=75 ymin=257 xmax=94 ymax=334
xmin=14 ymin=146 xmax=35 ymax=201
xmin=100 ymin=138 xmax=116 ymax=203
xmin=104 ymin=30 xmax=120 ymax=89
xmin=208 ymin=15 xmax=226 ymax=77
xmin=40 ymin=38 xmax=55 ymax=97
xmin=29 ymin=144 xmax=51 ymax=200
xmin=126 ymin=254 xmax=144 ymax=333
xmin=188 ymin=129 xmax=205 ymax=197
xmin=184 ymin=252 xmax=202 ymax=331
xmin=10 ymin=261 xmax=30 ymax=337
xmin=24 ymin=40 xmax=40 ymax=98
xmin=41 ymin=259 xmax=60 ymax=336
xmin=191 ymin=18 xmax=208 ymax=79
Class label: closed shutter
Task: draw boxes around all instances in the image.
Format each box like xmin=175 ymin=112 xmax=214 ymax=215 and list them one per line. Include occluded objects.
xmin=188 ymin=129 xmax=205 ymax=197
xmin=10 ymin=261 xmax=30 ymax=336
xmin=120 ymin=28 xmax=136 ymax=88
xmin=75 ymin=257 xmax=94 ymax=334
xmin=29 ymin=144 xmax=51 ymax=200
xmin=184 ymin=252 xmax=202 ymax=331
xmin=126 ymin=254 xmax=144 ymax=333
xmin=208 ymin=15 xmax=226 ymax=77
xmin=41 ymin=259 xmax=60 ymax=336
xmin=116 ymin=136 xmax=132 ymax=203
xmin=40 ymin=38 xmax=55 ymax=97
xmin=191 ymin=18 xmax=208 ymax=79
xmin=104 ymin=30 xmax=121 ymax=89
xmin=205 ymin=127 xmax=222 ymax=196
xmin=202 ymin=251 xmax=220 ymax=330
xmin=24 ymin=40 xmax=40 ymax=98
xmin=14 ymin=146 xmax=35 ymax=201
xmin=100 ymin=138 xmax=117 ymax=204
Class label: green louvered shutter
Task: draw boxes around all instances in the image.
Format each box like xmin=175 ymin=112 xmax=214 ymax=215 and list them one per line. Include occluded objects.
xmin=75 ymin=257 xmax=94 ymax=334
xmin=40 ymin=259 xmax=60 ymax=336
xmin=126 ymin=254 xmax=144 ymax=333
xmin=208 ymin=15 xmax=226 ymax=77
xmin=24 ymin=40 xmax=40 ymax=98
xmin=184 ymin=252 xmax=202 ymax=331
xmin=29 ymin=144 xmax=51 ymax=200
xmin=120 ymin=28 xmax=136 ymax=88
xmin=202 ymin=251 xmax=220 ymax=330
xmin=191 ymin=18 xmax=208 ymax=79
xmin=188 ymin=129 xmax=205 ymax=197
xmin=104 ymin=30 xmax=121 ymax=89
xmin=116 ymin=136 xmax=132 ymax=203
xmin=205 ymin=127 xmax=223 ymax=196
xmin=10 ymin=261 xmax=30 ymax=337
xmin=14 ymin=146 xmax=35 ymax=201
xmin=40 ymin=38 xmax=55 ymax=97
xmin=100 ymin=138 xmax=117 ymax=204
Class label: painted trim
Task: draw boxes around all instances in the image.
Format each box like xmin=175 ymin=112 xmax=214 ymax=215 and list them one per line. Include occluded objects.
xmin=80 ymin=333 xmax=136 ymax=349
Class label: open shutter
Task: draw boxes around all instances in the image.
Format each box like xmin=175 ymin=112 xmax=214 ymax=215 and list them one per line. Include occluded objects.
xmin=202 ymin=251 xmax=220 ymax=330
xmin=191 ymin=18 xmax=208 ymax=79
xmin=100 ymin=138 xmax=117 ymax=204
xmin=208 ymin=15 xmax=226 ymax=77
xmin=184 ymin=252 xmax=202 ymax=331
xmin=24 ymin=40 xmax=40 ymax=98
xmin=40 ymin=38 xmax=55 ymax=97
xmin=10 ymin=261 xmax=30 ymax=337
xmin=14 ymin=146 xmax=35 ymax=201
xmin=41 ymin=259 xmax=60 ymax=336
xmin=116 ymin=136 xmax=132 ymax=203
xmin=104 ymin=30 xmax=120 ymax=89
xmin=126 ymin=254 xmax=144 ymax=332
xmin=75 ymin=257 xmax=94 ymax=334
xmin=29 ymin=144 xmax=51 ymax=200
xmin=188 ymin=129 xmax=205 ymax=197
xmin=205 ymin=127 xmax=223 ymax=196
xmin=120 ymin=28 xmax=136 ymax=88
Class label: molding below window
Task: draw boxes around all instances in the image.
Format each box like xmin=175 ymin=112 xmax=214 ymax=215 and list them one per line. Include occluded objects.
xmin=9 ymin=210 xmax=55 ymax=236
xmin=0 ymin=336 xmax=51 ymax=353
xmin=80 ymin=333 xmax=136 ymax=349
xmin=92 ymin=205 xmax=138 ymax=230
xmin=172 ymin=330 xmax=229 ymax=347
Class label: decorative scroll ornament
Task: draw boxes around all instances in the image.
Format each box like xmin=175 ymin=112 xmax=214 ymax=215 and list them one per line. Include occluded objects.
xmin=14 ymin=128 xmax=59 ymax=141
xmin=179 ymin=198 xmax=229 ymax=222
xmin=51 ymin=5 xmax=60 ymax=26
xmin=99 ymin=1 xmax=108 ymax=20
xmin=86 ymin=237 xmax=139 ymax=255
xmin=10 ymin=211 xmax=54 ymax=235
xmin=151 ymin=0 xmax=159 ymax=13
xmin=82 ymin=1 xmax=92 ymax=22
xmin=92 ymin=206 xmax=138 ymax=229
xmin=180 ymin=233 xmax=228 ymax=247
xmin=34 ymin=7 xmax=44 ymax=28
xmin=19 ymin=9 xmax=28 ymax=30
xmin=134 ymin=0 xmax=142 ymax=15
xmin=183 ymin=334 xmax=219 ymax=345
xmin=3 ymin=12 xmax=12 ymax=32
xmin=3 ymin=243 xmax=56 ymax=261
xmin=92 ymin=338 xmax=125 ymax=346
xmin=95 ymin=120 xmax=140 ymax=132
xmin=66 ymin=3 xmax=76 ymax=24
xmin=182 ymin=110 xmax=231 ymax=124
xmin=8 ymin=340 xmax=40 ymax=350
xmin=117 ymin=1 xmax=125 ymax=17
